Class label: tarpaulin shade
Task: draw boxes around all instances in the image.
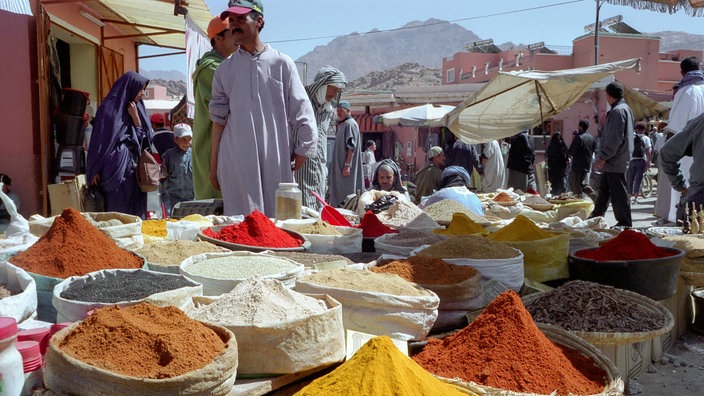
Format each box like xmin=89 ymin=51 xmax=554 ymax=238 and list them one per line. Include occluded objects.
xmin=443 ymin=58 xmax=642 ymax=144
xmin=82 ymin=0 xmax=213 ymax=49
xmin=602 ymin=0 xmax=704 ymax=16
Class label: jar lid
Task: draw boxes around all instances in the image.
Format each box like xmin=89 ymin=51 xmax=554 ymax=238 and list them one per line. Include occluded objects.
xmin=16 ymin=341 xmax=42 ymax=372
xmin=0 ymin=317 xmax=18 ymax=340
xmin=278 ymin=183 xmax=299 ymax=188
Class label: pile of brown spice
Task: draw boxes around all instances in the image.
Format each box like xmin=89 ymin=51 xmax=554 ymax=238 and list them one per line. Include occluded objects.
xmin=58 ymin=303 xmax=226 ymax=379
xmin=492 ymin=192 xmax=515 ymax=203
xmin=371 ymin=256 xmax=478 ymax=285
xmin=10 ymin=208 xmax=144 ymax=278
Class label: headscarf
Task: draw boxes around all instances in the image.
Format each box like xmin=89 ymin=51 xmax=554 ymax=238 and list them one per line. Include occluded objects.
xmin=87 ymin=71 xmax=151 ymax=192
xmin=439 ymin=165 xmax=471 ymax=189
xmin=372 ymin=158 xmax=406 ymax=193
xmin=306 ymin=66 xmax=347 ymax=111
xmin=678 ymin=70 xmax=704 ymax=90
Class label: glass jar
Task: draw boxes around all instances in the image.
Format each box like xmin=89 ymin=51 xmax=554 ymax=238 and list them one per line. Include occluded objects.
xmin=0 ymin=317 xmax=25 ymax=396
xmin=275 ymin=183 xmax=302 ymax=220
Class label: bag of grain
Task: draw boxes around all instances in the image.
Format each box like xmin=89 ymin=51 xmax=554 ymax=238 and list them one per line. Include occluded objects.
xmin=192 ymin=279 xmax=345 ymax=375
xmin=180 ymin=251 xmax=304 ymax=295
xmin=295 ymin=268 xmax=439 ymax=341
xmin=0 ymin=261 xmax=37 ymax=323
xmin=278 ymin=218 xmax=362 ymax=254
xmin=413 ymin=235 xmax=525 ymax=292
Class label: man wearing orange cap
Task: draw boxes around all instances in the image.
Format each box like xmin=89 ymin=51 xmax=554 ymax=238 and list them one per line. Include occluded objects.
xmin=191 ymin=16 xmax=238 ymax=200
xmin=209 ymin=0 xmax=317 ymax=216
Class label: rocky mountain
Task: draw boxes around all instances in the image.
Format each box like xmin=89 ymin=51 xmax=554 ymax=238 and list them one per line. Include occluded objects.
xmin=143 ymin=22 xmax=704 ymax=94
xmin=149 ymin=79 xmax=187 ymax=99
xmin=142 ymin=69 xmax=186 ymax=82
xmin=653 ymin=31 xmax=704 ymax=53
xmin=296 ymin=18 xmax=480 ymax=83
xmin=346 ymin=62 xmax=442 ymax=91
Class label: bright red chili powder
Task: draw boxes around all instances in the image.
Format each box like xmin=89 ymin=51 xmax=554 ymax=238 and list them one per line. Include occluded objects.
xmin=576 ymin=229 xmax=675 ymax=261
xmin=356 ymin=211 xmax=398 ymax=238
xmin=203 ymin=210 xmax=302 ymax=248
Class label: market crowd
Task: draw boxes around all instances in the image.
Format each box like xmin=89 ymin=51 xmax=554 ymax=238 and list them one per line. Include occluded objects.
xmin=79 ymin=0 xmax=704 ymax=228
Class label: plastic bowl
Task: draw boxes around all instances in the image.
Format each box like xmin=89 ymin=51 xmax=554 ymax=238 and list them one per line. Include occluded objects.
xmin=568 ymin=247 xmax=685 ymax=300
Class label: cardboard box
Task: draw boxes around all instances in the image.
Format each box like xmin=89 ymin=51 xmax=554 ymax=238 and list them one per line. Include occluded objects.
xmin=48 ymin=175 xmax=86 ymax=215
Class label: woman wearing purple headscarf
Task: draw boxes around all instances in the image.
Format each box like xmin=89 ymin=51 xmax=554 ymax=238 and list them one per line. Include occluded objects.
xmin=86 ymin=71 xmax=152 ymax=217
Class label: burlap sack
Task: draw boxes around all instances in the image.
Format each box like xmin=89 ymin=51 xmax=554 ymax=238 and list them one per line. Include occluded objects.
xmin=43 ymin=322 xmax=238 ymax=396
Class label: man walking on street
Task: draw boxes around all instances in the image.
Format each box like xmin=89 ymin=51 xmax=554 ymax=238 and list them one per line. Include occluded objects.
xmin=589 ymin=81 xmax=634 ymax=227
xmin=569 ymin=119 xmax=597 ymax=198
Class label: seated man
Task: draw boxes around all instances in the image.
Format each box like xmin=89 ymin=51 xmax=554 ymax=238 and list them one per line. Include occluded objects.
xmin=413 ymin=146 xmax=445 ymax=204
xmin=371 ymin=159 xmax=410 ymax=201
xmin=422 ymin=166 xmax=484 ymax=216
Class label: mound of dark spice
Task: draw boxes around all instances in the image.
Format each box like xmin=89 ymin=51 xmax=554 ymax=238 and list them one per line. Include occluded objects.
xmin=60 ymin=271 xmax=198 ymax=303
xmin=525 ymin=280 xmax=666 ymax=333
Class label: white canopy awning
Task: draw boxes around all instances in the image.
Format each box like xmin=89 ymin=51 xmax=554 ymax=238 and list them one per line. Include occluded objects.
xmin=443 ymin=58 xmax=642 ymax=144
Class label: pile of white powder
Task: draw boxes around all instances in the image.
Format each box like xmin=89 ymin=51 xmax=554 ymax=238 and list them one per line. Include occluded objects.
xmin=193 ymin=278 xmax=327 ymax=326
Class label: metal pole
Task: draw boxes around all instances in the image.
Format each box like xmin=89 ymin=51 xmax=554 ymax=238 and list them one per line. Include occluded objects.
xmin=594 ymin=0 xmax=602 ymax=65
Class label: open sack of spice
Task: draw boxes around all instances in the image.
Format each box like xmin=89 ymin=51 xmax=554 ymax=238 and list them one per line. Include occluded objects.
xmin=191 ymin=278 xmax=345 ymax=376
xmin=295 ymin=268 xmax=440 ymax=341
xmin=44 ymin=302 xmax=238 ymax=396
xmin=52 ymin=268 xmax=203 ymax=322
xmin=278 ymin=218 xmax=362 ymax=254
xmin=28 ymin=211 xmax=143 ymax=250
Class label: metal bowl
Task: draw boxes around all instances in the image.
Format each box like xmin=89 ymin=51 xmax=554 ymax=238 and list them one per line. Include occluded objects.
xmin=198 ymin=225 xmax=310 ymax=252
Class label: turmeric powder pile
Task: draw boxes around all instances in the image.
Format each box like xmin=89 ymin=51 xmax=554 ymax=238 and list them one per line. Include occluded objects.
xmin=488 ymin=215 xmax=555 ymax=242
xmin=435 ymin=212 xmax=485 ymax=236
xmin=294 ymin=336 xmax=469 ymax=396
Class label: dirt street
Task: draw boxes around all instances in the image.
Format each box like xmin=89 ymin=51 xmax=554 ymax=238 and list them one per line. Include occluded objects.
xmin=633 ymin=328 xmax=704 ymax=395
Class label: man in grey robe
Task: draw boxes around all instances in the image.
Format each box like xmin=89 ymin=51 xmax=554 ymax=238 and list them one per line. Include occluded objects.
xmin=209 ymin=1 xmax=317 ymax=216
xmin=295 ymin=66 xmax=347 ymax=210
xmin=329 ymin=101 xmax=363 ymax=207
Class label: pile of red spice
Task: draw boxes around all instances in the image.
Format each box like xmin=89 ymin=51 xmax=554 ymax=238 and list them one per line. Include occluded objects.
xmin=203 ymin=210 xmax=302 ymax=248
xmin=412 ymin=291 xmax=607 ymax=395
xmin=356 ymin=211 xmax=398 ymax=238
xmin=576 ymin=229 xmax=676 ymax=261
xmin=10 ymin=208 xmax=143 ymax=278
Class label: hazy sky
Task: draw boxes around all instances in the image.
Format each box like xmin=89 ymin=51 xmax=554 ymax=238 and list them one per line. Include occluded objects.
xmin=138 ymin=0 xmax=704 ymax=74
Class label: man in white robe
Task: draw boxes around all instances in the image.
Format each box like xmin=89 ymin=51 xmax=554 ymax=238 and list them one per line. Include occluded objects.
xmin=480 ymin=140 xmax=505 ymax=192
xmin=655 ymin=56 xmax=704 ymax=224
xmin=209 ymin=1 xmax=317 ymax=216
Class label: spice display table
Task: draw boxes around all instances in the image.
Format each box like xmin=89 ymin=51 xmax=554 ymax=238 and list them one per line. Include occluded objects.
xmin=227 ymin=363 xmax=337 ymax=395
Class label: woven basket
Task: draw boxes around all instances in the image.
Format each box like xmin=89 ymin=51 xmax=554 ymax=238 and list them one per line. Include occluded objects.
xmin=436 ymin=323 xmax=624 ymax=396
xmin=522 ymin=288 xmax=673 ymax=345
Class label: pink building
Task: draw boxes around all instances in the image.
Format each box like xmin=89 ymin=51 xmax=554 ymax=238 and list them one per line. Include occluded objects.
xmin=441 ymin=28 xmax=702 ymax=150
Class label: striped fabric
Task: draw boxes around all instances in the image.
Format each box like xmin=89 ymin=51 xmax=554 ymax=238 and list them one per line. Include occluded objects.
xmin=294 ymin=66 xmax=347 ymax=210
xmin=0 ymin=0 xmax=32 ymax=16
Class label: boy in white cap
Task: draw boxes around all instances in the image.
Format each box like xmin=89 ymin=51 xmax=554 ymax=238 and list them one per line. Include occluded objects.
xmin=161 ymin=123 xmax=194 ymax=216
